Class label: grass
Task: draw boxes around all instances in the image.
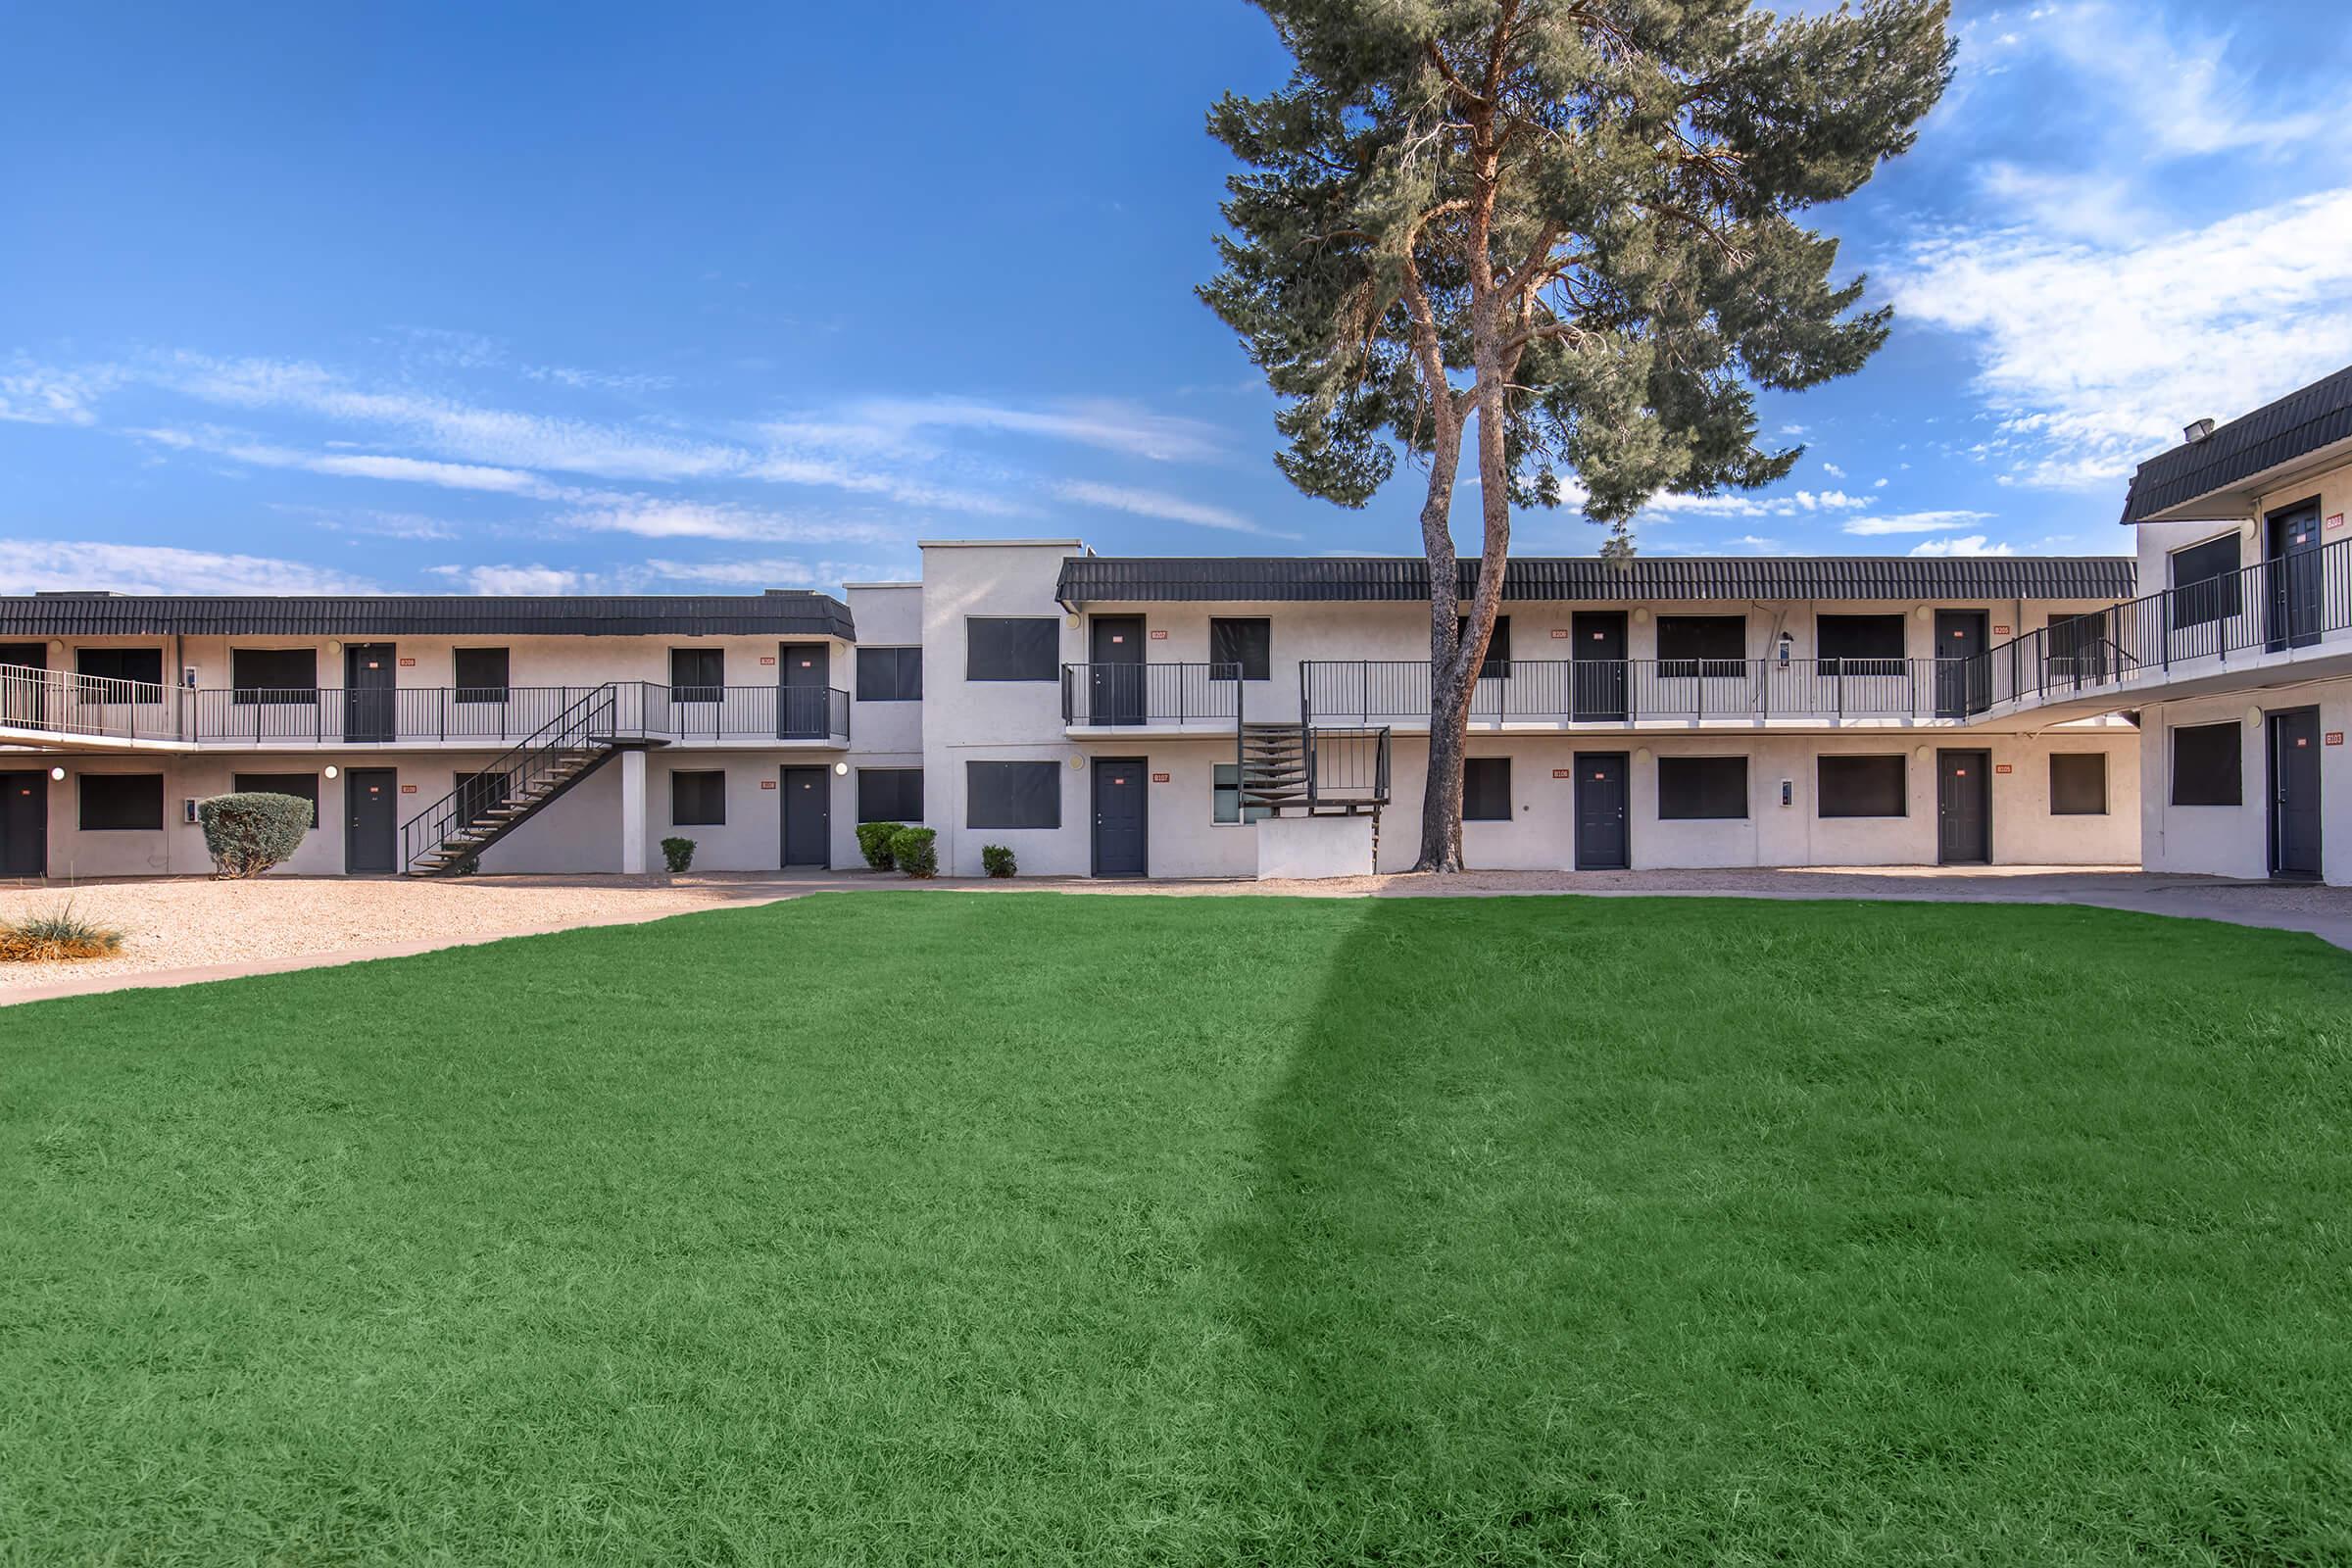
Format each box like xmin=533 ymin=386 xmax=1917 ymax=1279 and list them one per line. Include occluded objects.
xmin=4 ymin=892 xmax=2350 ymax=1565
xmin=0 ymin=900 xmax=123 ymax=962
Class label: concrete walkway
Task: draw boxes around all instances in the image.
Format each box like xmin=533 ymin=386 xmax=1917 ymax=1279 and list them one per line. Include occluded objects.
xmin=2 ymin=866 xmax=2345 ymax=1007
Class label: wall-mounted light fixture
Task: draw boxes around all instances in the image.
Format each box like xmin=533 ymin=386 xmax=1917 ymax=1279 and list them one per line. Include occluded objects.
xmin=322 ymin=765 xmax=339 ymax=780
xmin=49 ymin=765 xmax=66 ymax=782
xmin=833 ymin=761 xmax=849 ymax=776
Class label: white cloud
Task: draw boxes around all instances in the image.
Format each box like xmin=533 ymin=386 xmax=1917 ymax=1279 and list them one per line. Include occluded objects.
xmin=1842 ymin=510 xmax=1992 ymax=536
xmin=1886 ymin=186 xmax=2352 ymax=490
xmin=742 ymin=452 xmax=1026 ymax=516
xmin=425 ymin=564 xmax=587 ymax=595
xmin=1873 ymin=477 xmax=1888 ymax=488
xmin=1909 ymin=535 xmax=2016 ymax=558
xmin=0 ymin=363 xmax=114 ymax=426
xmin=0 ymin=539 xmax=376 ymax=595
xmin=556 ymin=500 xmax=902 ymax=547
xmin=795 ymin=396 xmax=1227 ymax=463
xmin=1053 ymin=479 xmax=1298 ymax=539
xmin=1821 ymin=462 xmax=1845 ymax=478
xmin=2029 ymin=2 xmax=2327 ymax=159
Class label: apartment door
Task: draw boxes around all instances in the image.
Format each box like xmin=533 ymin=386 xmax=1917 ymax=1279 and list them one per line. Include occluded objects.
xmin=1936 ymin=749 xmax=1991 ymax=865
xmin=345 ymin=767 xmax=399 ymax=873
xmin=2267 ymin=502 xmax=2323 ymax=651
xmin=0 ymin=771 xmax=45 ymax=876
xmin=344 ymin=644 xmax=397 ymax=743
xmin=1933 ymin=611 xmax=1988 ymax=718
xmin=1089 ymin=615 xmax=1145 ymax=725
xmin=1091 ymin=758 xmax=1148 ymax=877
xmin=1571 ymin=612 xmax=1628 ymax=722
xmin=0 ymin=642 xmax=47 ymax=729
xmin=779 ymin=642 xmax=829 ymax=739
xmin=1574 ymin=752 xmax=1629 ymax=869
xmin=2269 ymin=708 xmax=2323 ymax=879
xmin=780 ymin=765 xmax=829 ymax=867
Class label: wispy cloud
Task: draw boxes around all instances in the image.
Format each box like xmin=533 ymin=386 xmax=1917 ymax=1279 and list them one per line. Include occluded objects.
xmin=1886 ymin=186 xmax=2352 ymax=489
xmin=425 ymin=564 xmax=590 ymax=596
xmin=554 ymin=500 xmax=904 ymax=548
xmin=0 ymin=539 xmax=376 ymax=595
xmin=1053 ymin=479 xmax=1298 ymax=539
xmin=1841 ymin=510 xmax=1992 ymax=536
xmin=1909 ymin=535 xmax=2015 ymax=558
xmin=0 ymin=362 xmax=114 ymax=426
xmin=777 ymin=396 xmax=1227 ymax=464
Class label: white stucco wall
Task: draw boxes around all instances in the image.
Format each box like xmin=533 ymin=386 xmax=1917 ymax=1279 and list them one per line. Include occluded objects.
xmin=2139 ymin=680 xmax=2350 ymax=885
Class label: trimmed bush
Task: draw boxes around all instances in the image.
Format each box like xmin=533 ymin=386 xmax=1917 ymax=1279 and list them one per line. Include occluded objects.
xmin=0 ymin=901 xmax=123 ymax=962
xmin=660 ymin=836 xmax=697 ymax=874
xmin=889 ymin=826 xmax=938 ymax=879
xmin=856 ymin=821 xmax=903 ymax=871
xmin=981 ymin=844 xmax=1016 ymax=878
xmin=197 ymin=792 xmax=313 ymax=878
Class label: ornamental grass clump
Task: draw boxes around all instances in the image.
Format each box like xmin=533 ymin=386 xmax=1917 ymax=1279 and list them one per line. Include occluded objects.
xmin=0 ymin=902 xmax=124 ymax=962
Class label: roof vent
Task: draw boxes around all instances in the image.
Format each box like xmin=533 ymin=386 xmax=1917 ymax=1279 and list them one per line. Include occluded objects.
xmin=2182 ymin=416 xmax=2216 ymax=443
xmin=32 ymin=589 xmax=119 ymax=599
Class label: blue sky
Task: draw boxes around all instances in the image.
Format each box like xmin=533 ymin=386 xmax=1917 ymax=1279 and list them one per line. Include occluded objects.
xmin=3 ymin=0 xmax=2348 ymax=596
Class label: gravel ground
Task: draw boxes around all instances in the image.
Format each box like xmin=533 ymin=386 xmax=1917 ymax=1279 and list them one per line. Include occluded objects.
xmin=3 ymin=864 xmax=2344 ymax=1001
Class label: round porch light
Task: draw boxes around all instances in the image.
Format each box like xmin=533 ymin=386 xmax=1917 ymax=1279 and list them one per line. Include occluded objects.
xmin=322 ymin=765 xmax=339 ymax=779
xmin=833 ymin=761 xmax=849 ymax=775
xmin=49 ymin=765 xmax=66 ymax=781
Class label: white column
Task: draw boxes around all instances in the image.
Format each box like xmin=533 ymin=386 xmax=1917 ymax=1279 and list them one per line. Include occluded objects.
xmin=619 ymin=747 xmax=648 ymax=874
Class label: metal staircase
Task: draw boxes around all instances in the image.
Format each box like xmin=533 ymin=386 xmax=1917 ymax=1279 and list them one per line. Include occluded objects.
xmin=400 ymin=685 xmax=637 ymax=875
xmin=1237 ymin=721 xmax=1309 ymax=811
xmin=1238 ymin=720 xmax=1391 ymax=816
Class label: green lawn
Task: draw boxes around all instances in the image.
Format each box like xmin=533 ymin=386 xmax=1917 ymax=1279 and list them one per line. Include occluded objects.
xmin=4 ymin=893 xmax=2350 ymax=1565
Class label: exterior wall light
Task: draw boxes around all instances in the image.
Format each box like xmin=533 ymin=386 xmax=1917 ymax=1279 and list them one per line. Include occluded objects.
xmin=322 ymin=765 xmax=339 ymax=779
xmin=833 ymin=761 xmax=849 ymax=775
xmin=49 ymin=765 xmax=66 ymax=781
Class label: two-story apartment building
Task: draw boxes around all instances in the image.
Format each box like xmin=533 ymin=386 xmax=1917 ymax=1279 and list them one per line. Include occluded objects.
xmin=1 ymin=540 xmax=2146 ymax=881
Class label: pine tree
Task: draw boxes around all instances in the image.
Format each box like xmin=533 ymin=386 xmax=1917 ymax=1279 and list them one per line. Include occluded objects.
xmin=1201 ymin=0 xmax=1953 ymax=871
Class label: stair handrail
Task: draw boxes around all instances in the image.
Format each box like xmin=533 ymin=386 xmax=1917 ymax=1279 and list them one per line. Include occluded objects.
xmin=398 ymin=682 xmax=623 ymax=871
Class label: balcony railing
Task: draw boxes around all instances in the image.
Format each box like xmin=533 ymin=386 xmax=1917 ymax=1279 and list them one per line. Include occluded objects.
xmin=0 ymin=676 xmax=852 ymax=748
xmin=1061 ymin=662 xmax=1242 ymax=726
xmin=1300 ymin=658 xmax=1984 ymax=725
xmin=1968 ymin=533 xmax=2351 ymax=710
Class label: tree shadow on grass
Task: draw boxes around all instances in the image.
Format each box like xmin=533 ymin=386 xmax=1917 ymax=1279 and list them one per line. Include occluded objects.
xmin=1208 ymin=895 xmax=2352 ymax=1566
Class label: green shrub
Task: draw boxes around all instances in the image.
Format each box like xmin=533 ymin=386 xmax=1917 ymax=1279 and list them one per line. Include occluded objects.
xmin=981 ymin=844 xmax=1016 ymax=878
xmin=0 ymin=900 xmax=123 ymax=962
xmin=197 ymin=792 xmax=313 ymax=878
xmin=660 ymin=836 xmax=696 ymax=874
xmin=856 ymin=821 xmax=903 ymax=871
xmin=889 ymin=826 xmax=938 ymax=879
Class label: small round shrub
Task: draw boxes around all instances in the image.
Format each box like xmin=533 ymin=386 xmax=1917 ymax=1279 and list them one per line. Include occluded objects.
xmin=980 ymin=844 xmax=1016 ymax=878
xmin=197 ymin=792 xmax=313 ymax=878
xmin=856 ymin=821 xmax=903 ymax=870
xmin=660 ymin=836 xmax=696 ymax=874
xmin=889 ymin=826 xmax=938 ymax=879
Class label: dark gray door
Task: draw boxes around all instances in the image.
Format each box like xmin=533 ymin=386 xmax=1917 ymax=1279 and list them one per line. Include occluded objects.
xmin=1089 ymin=615 xmax=1145 ymax=725
xmin=1571 ymin=612 xmax=1628 ymax=721
xmin=345 ymin=767 xmax=399 ymax=872
xmin=1936 ymin=749 xmax=1990 ymax=865
xmin=344 ymin=644 xmax=396 ymax=743
xmin=2268 ymin=504 xmax=2323 ymax=650
xmin=781 ymin=765 xmax=829 ymax=866
xmin=1934 ymin=611 xmax=1988 ymax=717
xmin=1092 ymin=758 xmax=1148 ymax=876
xmin=779 ymin=643 xmax=829 ymax=738
xmin=0 ymin=642 xmax=47 ymax=728
xmin=0 ymin=771 xmax=45 ymax=876
xmin=2270 ymin=709 xmax=2323 ymax=878
xmin=1574 ymin=752 xmax=1629 ymax=869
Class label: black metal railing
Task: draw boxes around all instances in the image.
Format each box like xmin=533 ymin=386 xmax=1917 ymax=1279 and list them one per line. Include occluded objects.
xmin=185 ymin=683 xmax=851 ymax=746
xmin=1303 ymin=726 xmax=1391 ymax=807
xmin=399 ymin=685 xmax=624 ymax=872
xmin=0 ymin=664 xmax=180 ymax=742
xmin=624 ymin=683 xmax=852 ymax=742
xmin=1967 ymin=534 xmax=2351 ymax=710
xmin=1299 ymin=658 xmax=1973 ymax=725
xmin=1060 ymin=662 xmax=1242 ymax=726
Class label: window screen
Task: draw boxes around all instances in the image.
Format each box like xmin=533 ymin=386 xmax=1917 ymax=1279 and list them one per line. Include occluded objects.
xmin=454 ymin=647 xmax=510 ymax=703
xmin=2049 ymin=754 xmax=2107 ymax=815
xmin=1817 ymin=615 xmax=1906 ymax=670
xmin=857 ymin=767 xmax=925 ymax=823
xmin=856 ymin=647 xmax=923 ymax=702
xmin=1656 ymin=615 xmax=1745 ymax=676
xmin=966 ymin=760 xmax=1061 ymax=828
xmin=2171 ymin=722 xmax=2240 ymax=806
xmin=1817 ymin=755 xmax=1906 ymax=817
xmin=671 ymin=770 xmax=726 ymax=825
xmin=1658 ymin=756 xmax=1748 ymax=819
xmin=232 ymin=771 xmax=320 ymax=829
xmin=77 ymin=647 xmax=164 ymax=693
xmin=669 ymin=648 xmax=723 ymax=702
xmin=966 ymin=618 xmax=1058 ymax=681
xmin=1209 ymin=617 xmax=1271 ymax=681
xmin=2169 ymin=534 xmax=2242 ymax=629
xmin=231 ymin=648 xmax=318 ymax=703
xmin=78 ymin=773 xmax=163 ymax=830
xmin=1462 ymin=757 xmax=1511 ymax=820
xmin=1211 ymin=761 xmax=1272 ymax=824
xmin=1456 ymin=615 xmax=1512 ymax=677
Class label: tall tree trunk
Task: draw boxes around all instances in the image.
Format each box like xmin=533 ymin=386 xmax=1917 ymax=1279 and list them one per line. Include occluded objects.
xmin=1409 ymin=409 xmax=1468 ymax=872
